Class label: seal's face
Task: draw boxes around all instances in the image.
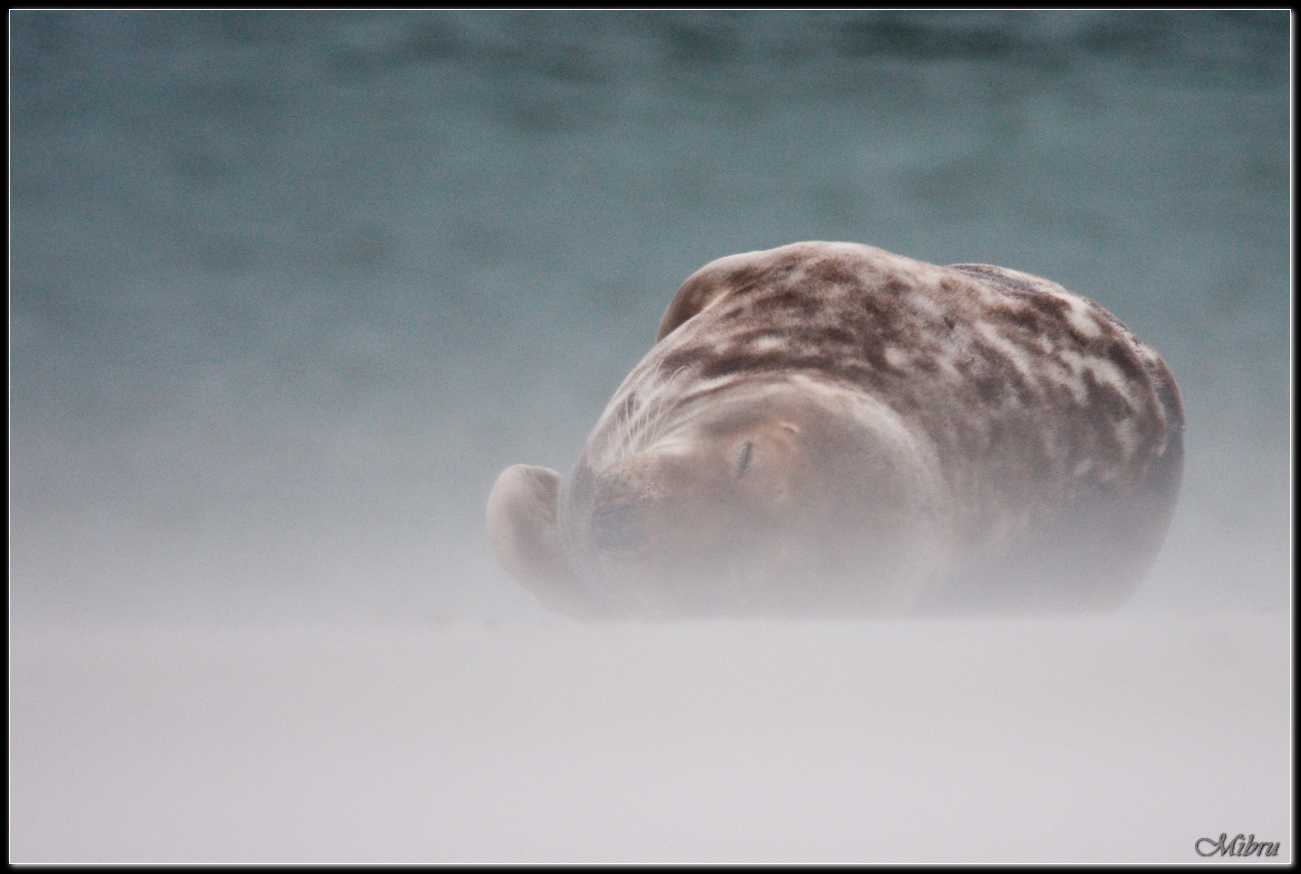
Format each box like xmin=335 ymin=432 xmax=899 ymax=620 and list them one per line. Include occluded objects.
xmin=572 ymin=396 xmax=810 ymax=614
xmin=492 ymin=379 xmax=946 ymax=618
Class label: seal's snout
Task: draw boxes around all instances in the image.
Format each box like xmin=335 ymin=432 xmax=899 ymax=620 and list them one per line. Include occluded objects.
xmin=591 ymin=498 xmax=645 ymax=552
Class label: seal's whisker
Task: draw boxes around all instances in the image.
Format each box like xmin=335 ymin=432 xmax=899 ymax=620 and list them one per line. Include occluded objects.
xmin=642 ymin=365 xmax=685 ymax=451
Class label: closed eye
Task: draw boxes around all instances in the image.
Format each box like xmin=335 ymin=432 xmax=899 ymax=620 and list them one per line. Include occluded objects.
xmin=736 ymin=441 xmax=753 ymax=478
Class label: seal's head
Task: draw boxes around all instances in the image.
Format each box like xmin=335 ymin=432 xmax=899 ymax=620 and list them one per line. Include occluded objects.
xmin=489 ymin=375 xmax=947 ymax=619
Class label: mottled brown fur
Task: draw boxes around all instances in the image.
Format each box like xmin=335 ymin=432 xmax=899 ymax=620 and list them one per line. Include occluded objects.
xmin=489 ymin=242 xmax=1183 ymax=618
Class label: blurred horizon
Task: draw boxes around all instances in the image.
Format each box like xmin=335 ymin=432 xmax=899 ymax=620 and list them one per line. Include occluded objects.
xmin=10 ymin=10 xmax=1291 ymax=626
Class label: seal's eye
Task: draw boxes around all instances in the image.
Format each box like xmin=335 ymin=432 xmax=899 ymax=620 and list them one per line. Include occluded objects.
xmin=736 ymin=441 xmax=753 ymax=478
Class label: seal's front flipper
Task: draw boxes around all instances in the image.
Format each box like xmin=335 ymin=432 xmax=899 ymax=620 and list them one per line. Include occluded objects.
xmin=488 ymin=464 xmax=567 ymax=583
xmin=487 ymin=464 xmax=591 ymax=617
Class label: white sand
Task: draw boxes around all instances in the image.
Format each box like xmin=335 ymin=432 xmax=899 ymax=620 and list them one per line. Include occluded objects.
xmin=9 ymin=613 xmax=1291 ymax=864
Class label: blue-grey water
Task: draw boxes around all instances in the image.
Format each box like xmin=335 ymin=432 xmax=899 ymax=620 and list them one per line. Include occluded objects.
xmin=9 ymin=12 xmax=1292 ymax=863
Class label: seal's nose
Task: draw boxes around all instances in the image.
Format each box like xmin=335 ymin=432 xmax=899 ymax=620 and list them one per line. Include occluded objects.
xmin=589 ymin=456 xmax=661 ymax=554
xmin=591 ymin=499 xmax=644 ymax=552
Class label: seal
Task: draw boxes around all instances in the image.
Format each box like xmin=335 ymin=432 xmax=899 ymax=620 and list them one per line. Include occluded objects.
xmin=488 ymin=242 xmax=1184 ymax=619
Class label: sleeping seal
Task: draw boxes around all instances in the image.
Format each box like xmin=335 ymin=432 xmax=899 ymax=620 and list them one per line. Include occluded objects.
xmin=488 ymin=242 xmax=1183 ymax=619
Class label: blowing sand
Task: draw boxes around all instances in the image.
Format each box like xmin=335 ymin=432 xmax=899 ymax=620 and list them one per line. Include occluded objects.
xmin=9 ymin=612 xmax=1290 ymax=863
